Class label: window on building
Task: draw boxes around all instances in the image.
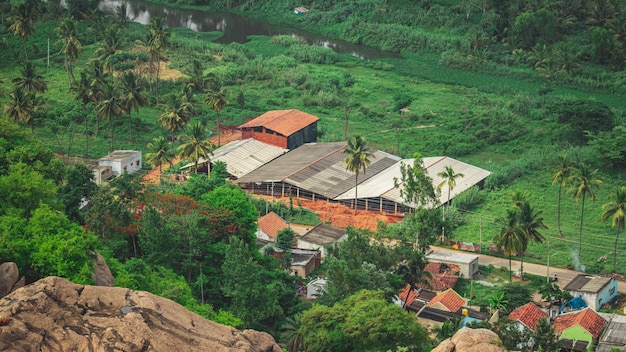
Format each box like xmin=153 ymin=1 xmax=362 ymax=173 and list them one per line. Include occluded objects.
xmin=253 ymin=126 xmax=262 ymax=133
xmin=136 ymin=160 xmax=139 ymax=166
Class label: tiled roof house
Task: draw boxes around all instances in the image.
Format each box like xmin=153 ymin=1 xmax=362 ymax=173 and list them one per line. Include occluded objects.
xmin=553 ymin=307 xmax=607 ymax=348
xmin=427 ymin=288 xmax=466 ymax=313
xmin=418 ymin=262 xmax=460 ymax=291
xmin=509 ymin=303 xmax=549 ymax=332
xmin=239 ymin=109 xmax=319 ymax=149
xmin=257 ymin=212 xmax=289 ymax=242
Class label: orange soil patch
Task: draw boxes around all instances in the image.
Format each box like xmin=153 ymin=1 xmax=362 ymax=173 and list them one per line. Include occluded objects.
xmin=159 ymin=61 xmax=187 ymax=80
xmin=297 ymin=199 xmax=404 ymax=230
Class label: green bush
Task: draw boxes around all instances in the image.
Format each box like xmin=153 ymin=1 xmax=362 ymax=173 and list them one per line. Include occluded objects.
xmin=287 ymin=44 xmax=338 ymax=64
xmin=453 ymin=186 xmax=486 ymax=212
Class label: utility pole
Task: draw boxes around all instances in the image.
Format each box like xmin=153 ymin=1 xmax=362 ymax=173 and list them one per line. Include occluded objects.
xmin=547 ymin=239 xmax=550 ymax=283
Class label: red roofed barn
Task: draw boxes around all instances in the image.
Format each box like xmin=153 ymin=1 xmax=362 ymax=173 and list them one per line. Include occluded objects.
xmin=239 ymin=109 xmax=319 ymax=149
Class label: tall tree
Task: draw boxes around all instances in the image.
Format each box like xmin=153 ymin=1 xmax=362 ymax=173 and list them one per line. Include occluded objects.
xmin=437 ymin=165 xmax=464 ymax=242
xmin=342 ymin=135 xmax=374 ymax=211
xmin=4 ymin=87 xmax=38 ymax=132
xmin=551 ymin=155 xmax=575 ymax=237
xmin=55 ymin=17 xmax=83 ymax=88
xmin=393 ymin=152 xmax=438 ymax=210
xmin=177 ymin=122 xmax=214 ymax=175
xmin=119 ymin=71 xmax=146 ymax=143
xmin=95 ymin=26 xmax=124 ymax=73
xmin=205 ymin=87 xmax=229 ymax=147
xmin=146 ymin=136 xmax=171 ymax=178
xmin=516 ymin=201 xmax=547 ymax=279
xmin=71 ymin=71 xmax=93 ymax=157
xmin=8 ymin=0 xmax=38 ymax=60
xmin=601 ymin=186 xmax=626 ymax=273
xmin=494 ymin=209 xmax=524 ymax=282
xmin=572 ymin=163 xmax=602 ymax=258
xmin=12 ymin=61 xmax=47 ymax=95
xmin=159 ymin=92 xmax=193 ymax=149
xmin=86 ymin=59 xmax=110 ymax=134
xmin=96 ymin=82 xmax=123 ymax=152
xmin=147 ymin=17 xmax=171 ymax=105
xmin=396 ymin=250 xmax=431 ymax=309
xmin=114 ymin=1 xmax=134 ymax=29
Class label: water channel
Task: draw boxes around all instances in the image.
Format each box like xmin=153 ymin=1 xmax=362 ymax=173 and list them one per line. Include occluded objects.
xmin=98 ymin=0 xmax=402 ymax=60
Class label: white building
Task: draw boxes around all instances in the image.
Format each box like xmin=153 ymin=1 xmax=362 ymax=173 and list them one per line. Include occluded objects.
xmin=98 ymin=150 xmax=142 ymax=176
xmin=426 ymin=250 xmax=479 ymax=278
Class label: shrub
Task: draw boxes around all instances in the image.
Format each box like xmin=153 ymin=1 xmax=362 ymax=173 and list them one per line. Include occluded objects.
xmin=454 ymin=186 xmax=486 ymax=211
xmin=287 ymin=44 xmax=338 ymax=64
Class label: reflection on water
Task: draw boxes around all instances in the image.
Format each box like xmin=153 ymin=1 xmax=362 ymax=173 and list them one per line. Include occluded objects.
xmin=99 ymin=0 xmax=401 ymax=60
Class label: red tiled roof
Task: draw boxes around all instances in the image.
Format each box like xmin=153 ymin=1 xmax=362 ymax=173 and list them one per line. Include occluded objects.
xmin=398 ymin=284 xmax=419 ymax=306
xmin=509 ymin=303 xmax=549 ymax=332
xmin=419 ymin=263 xmax=460 ymax=291
xmin=427 ymin=288 xmax=465 ymax=313
xmin=258 ymin=211 xmax=289 ymax=239
xmin=239 ymin=110 xmax=319 ymax=137
xmin=552 ymin=308 xmax=607 ymax=338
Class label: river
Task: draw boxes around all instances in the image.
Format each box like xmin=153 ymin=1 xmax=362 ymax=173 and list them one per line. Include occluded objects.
xmin=98 ymin=0 xmax=402 ymax=60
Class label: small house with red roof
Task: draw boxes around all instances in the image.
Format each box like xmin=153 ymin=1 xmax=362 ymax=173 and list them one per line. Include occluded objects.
xmin=239 ymin=109 xmax=319 ymax=149
xmin=552 ymin=307 xmax=607 ymax=350
xmin=428 ymin=288 xmax=466 ymax=313
xmin=257 ymin=211 xmax=289 ymax=242
xmin=418 ymin=262 xmax=460 ymax=291
xmin=509 ymin=302 xmax=549 ymax=332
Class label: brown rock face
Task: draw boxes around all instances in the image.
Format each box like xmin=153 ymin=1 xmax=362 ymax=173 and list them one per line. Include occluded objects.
xmin=432 ymin=327 xmax=506 ymax=352
xmin=0 ymin=276 xmax=282 ymax=352
xmin=0 ymin=262 xmax=20 ymax=297
xmin=91 ymin=251 xmax=114 ymax=286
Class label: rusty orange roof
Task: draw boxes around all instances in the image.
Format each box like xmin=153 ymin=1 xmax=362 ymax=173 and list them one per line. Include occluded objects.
xmin=239 ymin=110 xmax=319 ymax=136
xmin=427 ymin=288 xmax=465 ymax=313
xmin=258 ymin=211 xmax=289 ymax=239
xmin=419 ymin=262 xmax=460 ymax=291
xmin=509 ymin=303 xmax=549 ymax=332
xmin=552 ymin=308 xmax=606 ymax=338
xmin=398 ymin=284 xmax=419 ymax=306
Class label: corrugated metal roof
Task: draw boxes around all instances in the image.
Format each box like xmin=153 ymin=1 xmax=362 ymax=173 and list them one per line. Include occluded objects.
xmin=564 ymin=274 xmax=612 ymax=293
xmin=236 ymin=142 xmax=346 ymax=183
xmin=298 ymin=223 xmax=346 ymax=246
xmin=286 ymin=149 xmax=400 ymax=199
xmin=426 ymin=250 xmax=479 ymax=264
xmin=336 ymin=156 xmax=491 ymax=208
xmin=180 ymin=139 xmax=287 ymax=178
xmin=239 ymin=109 xmax=319 ymax=136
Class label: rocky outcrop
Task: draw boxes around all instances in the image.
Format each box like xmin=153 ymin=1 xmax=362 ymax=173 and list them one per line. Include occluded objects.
xmin=91 ymin=251 xmax=114 ymax=286
xmin=0 ymin=262 xmax=22 ymax=298
xmin=432 ymin=327 xmax=506 ymax=352
xmin=0 ymin=276 xmax=281 ymax=352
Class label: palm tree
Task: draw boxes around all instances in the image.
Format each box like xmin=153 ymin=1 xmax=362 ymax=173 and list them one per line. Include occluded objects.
xmin=12 ymin=61 xmax=47 ymax=94
xmin=8 ymin=0 xmax=38 ymax=60
xmin=119 ymin=71 xmax=146 ymax=143
xmin=437 ymin=165 xmax=464 ymax=242
xmin=280 ymin=313 xmax=306 ymax=352
xmin=551 ymin=155 xmax=575 ymax=237
xmin=71 ymin=71 xmax=93 ymax=157
xmin=97 ymin=82 xmax=123 ymax=152
xmin=146 ymin=136 xmax=172 ymax=181
xmin=115 ymin=1 xmax=134 ymax=29
xmin=187 ymin=59 xmax=206 ymax=92
xmin=86 ymin=59 xmax=110 ymax=134
xmin=95 ymin=26 xmax=124 ymax=73
xmin=147 ymin=17 xmax=171 ymax=105
xmin=205 ymin=87 xmax=229 ymax=146
xmin=4 ymin=87 xmax=38 ymax=132
xmin=572 ymin=163 xmax=603 ymax=258
xmin=516 ymin=201 xmax=547 ymax=279
xmin=494 ymin=209 xmax=524 ymax=282
xmin=177 ymin=122 xmax=214 ymax=175
xmin=342 ymin=135 xmax=374 ymax=211
xmin=159 ymin=92 xmax=193 ymax=149
xmin=601 ymin=186 xmax=626 ymax=273
xmin=396 ymin=250 xmax=432 ymax=310
xmin=55 ymin=17 xmax=83 ymax=88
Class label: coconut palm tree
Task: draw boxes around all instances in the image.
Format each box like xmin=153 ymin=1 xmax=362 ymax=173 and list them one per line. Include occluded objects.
xmin=551 ymin=155 xmax=575 ymax=237
xmin=280 ymin=313 xmax=306 ymax=352
xmin=12 ymin=61 xmax=47 ymax=94
xmin=95 ymin=26 xmax=125 ymax=73
xmin=114 ymin=1 xmax=134 ymax=29
xmin=572 ymin=163 xmax=602 ymax=258
xmin=4 ymin=87 xmax=38 ymax=132
xmin=86 ymin=59 xmax=110 ymax=134
xmin=396 ymin=250 xmax=431 ymax=310
xmin=146 ymin=136 xmax=172 ymax=181
xmin=55 ymin=17 xmax=83 ymax=88
xmin=205 ymin=87 xmax=229 ymax=146
xmin=177 ymin=122 xmax=214 ymax=175
xmin=494 ymin=209 xmax=524 ymax=282
xmin=119 ymin=71 xmax=146 ymax=143
xmin=147 ymin=17 xmax=170 ymax=105
xmin=601 ymin=186 xmax=626 ymax=273
xmin=187 ymin=59 xmax=207 ymax=92
xmin=97 ymin=82 xmax=123 ymax=152
xmin=437 ymin=165 xmax=464 ymax=242
xmin=342 ymin=135 xmax=374 ymax=211
xmin=516 ymin=201 xmax=547 ymax=279
xmin=8 ymin=0 xmax=38 ymax=60
xmin=159 ymin=92 xmax=193 ymax=150
xmin=71 ymin=71 xmax=93 ymax=157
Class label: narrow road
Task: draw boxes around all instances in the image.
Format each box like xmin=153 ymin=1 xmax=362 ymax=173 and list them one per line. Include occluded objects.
xmin=431 ymin=246 xmax=626 ymax=294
